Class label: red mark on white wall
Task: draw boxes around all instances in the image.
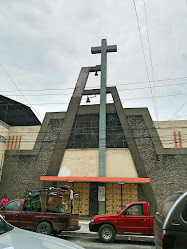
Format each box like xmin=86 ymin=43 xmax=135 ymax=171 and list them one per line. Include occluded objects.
xmin=6 ymin=135 xmax=22 ymax=150
xmin=14 ymin=136 xmax=18 ymax=151
xmin=173 ymin=131 xmax=182 ymax=149
xmin=11 ymin=136 xmax=14 ymax=150
xmin=18 ymin=136 xmax=21 ymax=151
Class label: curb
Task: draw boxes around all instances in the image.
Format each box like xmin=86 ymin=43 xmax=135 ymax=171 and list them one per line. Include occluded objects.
xmin=60 ymin=231 xmax=154 ymax=243
xmin=62 ymin=232 xmax=98 ymax=238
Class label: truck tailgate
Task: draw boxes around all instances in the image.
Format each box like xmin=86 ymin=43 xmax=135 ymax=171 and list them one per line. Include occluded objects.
xmin=68 ymin=214 xmax=80 ymax=231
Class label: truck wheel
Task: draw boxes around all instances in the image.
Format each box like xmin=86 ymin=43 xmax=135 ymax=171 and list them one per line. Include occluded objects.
xmin=98 ymin=224 xmax=116 ymax=243
xmin=36 ymin=221 xmax=52 ymax=235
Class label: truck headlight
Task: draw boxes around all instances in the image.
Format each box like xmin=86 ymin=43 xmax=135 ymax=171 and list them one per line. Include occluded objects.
xmin=90 ymin=218 xmax=94 ymax=223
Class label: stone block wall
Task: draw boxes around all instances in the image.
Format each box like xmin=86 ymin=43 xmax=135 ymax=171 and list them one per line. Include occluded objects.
xmin=0 ymin=107 xmax=186 ymax=213
xmin=127 ymin=115 xmax=187 ymax=208
xmin=0 ymin=119 xmax=62 ymax=200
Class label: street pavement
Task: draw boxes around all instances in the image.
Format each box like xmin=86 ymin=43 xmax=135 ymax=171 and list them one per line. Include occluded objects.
xmin=60 ymin=219 xmax=155 ymax=248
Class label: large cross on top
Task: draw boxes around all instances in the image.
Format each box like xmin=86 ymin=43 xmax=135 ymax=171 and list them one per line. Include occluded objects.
xmin=91 ymin=39 xmax=117 ymax=177
xmin=91 ymin=39 xmax=117 ymax=89
xmin=91 ymin=39 xmax=117 ymax=54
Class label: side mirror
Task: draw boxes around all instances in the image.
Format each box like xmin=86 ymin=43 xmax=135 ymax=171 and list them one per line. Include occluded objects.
xmin=123 ymin=210 xmax=129 ymax=216
xmin=156 ymin=211 xmax=162 ymax=217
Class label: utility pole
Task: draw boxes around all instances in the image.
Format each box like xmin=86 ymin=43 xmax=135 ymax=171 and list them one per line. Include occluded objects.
xmin=91 ymin=39 xmax=117 ymax=177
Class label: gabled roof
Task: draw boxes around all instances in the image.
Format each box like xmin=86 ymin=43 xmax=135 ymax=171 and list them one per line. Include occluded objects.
xmin=0 ymin=95 xmax=41 ymax=126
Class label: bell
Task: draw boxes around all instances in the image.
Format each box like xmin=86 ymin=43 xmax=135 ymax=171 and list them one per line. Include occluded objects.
xmin=95 ymin=71 xmax=98 ymax=76
xmin=86 ymin=96 xmax=90 ymax=103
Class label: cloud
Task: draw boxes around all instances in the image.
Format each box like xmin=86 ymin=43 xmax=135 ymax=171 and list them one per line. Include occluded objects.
xmin=0 ymin=0 xmax=186 ymax=122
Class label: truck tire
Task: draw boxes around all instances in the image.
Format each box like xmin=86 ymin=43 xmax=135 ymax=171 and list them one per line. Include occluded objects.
xmin=36 ymin=221 xmax=53 ymax=235
xmin=98 ymin=224 xmax=116 ymax=243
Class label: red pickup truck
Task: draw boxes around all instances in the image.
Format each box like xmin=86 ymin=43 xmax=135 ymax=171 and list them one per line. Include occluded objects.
xmin=0 ymin=199 xmax=80 ymax=236
xmin=89 ymin=201 xmax=154 ymax=242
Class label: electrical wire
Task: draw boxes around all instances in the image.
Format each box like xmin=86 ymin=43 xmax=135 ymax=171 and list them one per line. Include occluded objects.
xmin=1 ymin=123 xmax=187 ymax=136
xmin=1 ymin=76 xmax=187 ymax=93
xmin=2 ymin=126 xmax=186 ymax=154
xmin=172 ymin=114 xmax=187 ymax=120
xmin=2 ymin=92 xmax=184 ymax=105
xmin=2 ymin=81 xmax=187 ymax=97
xmin=132 ymin=0 xmax=159 ymax=123
xmin=2 ymin=128 xmax=187 ymax=142
xmin=143 ymin=0 xmax=159 ymax=125
xmin=2 ymin=136 xmax=187 ymax=145
xmin=0 ymin=64 xmax=42 ymax=121
xmin=168 ymin=99 xmax=187 ymax=120
xmin=0 ymin=136 xmax=186 ymax=155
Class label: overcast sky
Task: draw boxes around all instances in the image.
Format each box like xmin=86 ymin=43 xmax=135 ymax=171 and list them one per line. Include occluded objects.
xmin=0 ymin=0 xmax=187 ymax=123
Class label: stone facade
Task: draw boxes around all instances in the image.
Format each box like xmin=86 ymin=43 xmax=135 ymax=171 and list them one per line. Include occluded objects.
xmin=0 ymin=105 xmax=186 ymax=215
xmin=127 ymin=115 xmax=187 ymax=207
xmin=0 ymin=118 xmax=63 ymax=199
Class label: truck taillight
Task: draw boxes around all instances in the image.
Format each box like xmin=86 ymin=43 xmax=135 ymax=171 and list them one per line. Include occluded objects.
xmin=161 ymin=234 xmax=176 ymax=249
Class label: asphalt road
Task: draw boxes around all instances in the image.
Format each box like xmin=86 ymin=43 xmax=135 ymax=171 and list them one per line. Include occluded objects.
xmin=61 ymin=235 xmax=156 ymax=249
xmin=59 ymin=220 xmax=156 ymax=248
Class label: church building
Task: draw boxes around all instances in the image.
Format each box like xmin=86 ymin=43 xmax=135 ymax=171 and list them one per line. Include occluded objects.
xmin=0 ymin=40 xmax=186 ymax=216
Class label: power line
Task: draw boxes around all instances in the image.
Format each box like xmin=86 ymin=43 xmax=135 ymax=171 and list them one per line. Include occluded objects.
xmin=172 ymin=114 xmax=187 ymax=120
xmin=2 ymin=92 xmax=185 ymax=105
xmin=2 ymin=81 xmax=187 ymax=97
xmin=0 ymin=143 xmax=183 ymax=156
xmin=120 ymin=93 xmax=187 ymax=100
xmin=2 ymin=136 xmax=187 ymax=145
xmin=0 ymin=64 xmax=42 ymax=121
xmin=132 ymin=0 xmax=159 ymax=123
xmin=143 ymin=0 xmax=159 ymax=124
xmin=1 ymin=76 xmax=187 ymax=93
xmin=2 ymin=91 xmax=187 ymax=106
xmin=2 ymin=133 xmax=187 ymax=142
xmin=0 ymin=136 xmax=186 ymax=155
xmin=115 ymin=76 xmax=187 ymax=87
xmin=0 ymin=88 xmax=74 ymax=93
xmin=168 ymin=99 xmax=187 ymax=120
xmin=2 ymin=129 xmax=187 ymax=137
xmin=1 ymin=124 xmax=187 ymax=135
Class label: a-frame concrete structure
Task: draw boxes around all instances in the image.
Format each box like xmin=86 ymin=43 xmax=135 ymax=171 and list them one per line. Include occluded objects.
xmin=1 ymin=62 xmax=187 ymax=214
xmin=45 ymin=65 xmax=157 ymax=212
xmin=46 ymin=65 xmax=101 ymax=176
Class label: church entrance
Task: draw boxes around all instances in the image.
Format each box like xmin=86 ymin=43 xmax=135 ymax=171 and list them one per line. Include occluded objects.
xmin=89 ymin=182 xmax=98 ymax=217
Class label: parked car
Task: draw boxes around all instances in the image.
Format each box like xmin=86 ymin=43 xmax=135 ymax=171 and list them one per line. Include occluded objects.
xmin=0 ymin=214 xmax=84 ymax=249
xmin=0 ymin=198 xmax=80 ymax=235
xmin=89 ymin=201 xmax=154 ymax=242
xmin=154 ymin=190 xmax=187 ymax=249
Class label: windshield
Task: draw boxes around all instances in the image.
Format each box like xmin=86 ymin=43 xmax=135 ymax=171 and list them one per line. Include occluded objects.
xmin=0 ymin=216 xmax=14 ymax=235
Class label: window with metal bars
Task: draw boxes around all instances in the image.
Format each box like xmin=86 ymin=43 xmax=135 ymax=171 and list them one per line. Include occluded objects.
xmin=67 ymin=113 xmax=128 ymax=149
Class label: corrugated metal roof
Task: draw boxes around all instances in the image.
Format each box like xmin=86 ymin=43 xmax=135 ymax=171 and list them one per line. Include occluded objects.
xmin=0 ymin=95 xmax=41 ymax=126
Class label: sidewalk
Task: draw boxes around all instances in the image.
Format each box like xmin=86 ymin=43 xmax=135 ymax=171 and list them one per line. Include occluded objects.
xmin=62 ymin=219 xmax=154 ymax=243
